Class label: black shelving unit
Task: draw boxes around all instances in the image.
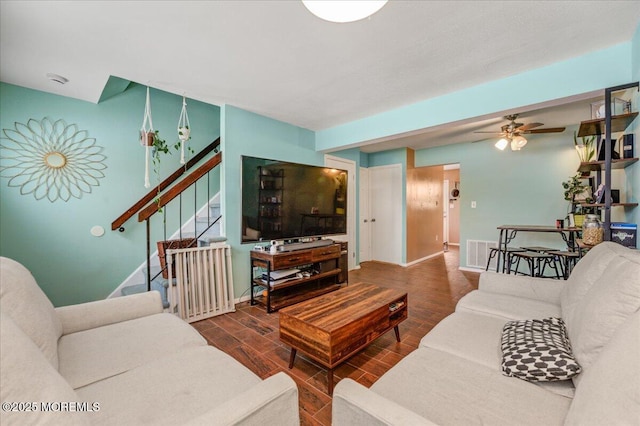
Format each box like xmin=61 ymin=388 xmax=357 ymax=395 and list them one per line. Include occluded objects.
xmin=257 ymin=167 xmax=284 ymax=240
xmin=576 ymin=82 xmax=639 ymax=241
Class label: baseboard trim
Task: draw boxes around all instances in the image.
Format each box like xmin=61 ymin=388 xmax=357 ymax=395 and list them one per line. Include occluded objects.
xmin=235 ymin=294 xmax=252 ymax=304
xmin=402 ymin=251 xmax=444 ymax=267
xmin=459 ymin=266 xmax=484 ymax=273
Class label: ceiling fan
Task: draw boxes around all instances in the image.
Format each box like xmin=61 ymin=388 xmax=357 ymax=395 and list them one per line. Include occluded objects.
xmin=475 ymin=114 xmax=566 ymax=151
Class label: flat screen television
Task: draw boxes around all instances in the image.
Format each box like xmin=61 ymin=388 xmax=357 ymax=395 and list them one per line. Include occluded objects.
xmin=241 ymin=156 xmax=347 ymax=243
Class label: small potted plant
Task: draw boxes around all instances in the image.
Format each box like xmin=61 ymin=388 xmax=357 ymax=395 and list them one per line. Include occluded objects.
xmin=563 ymin=174 xmax=592 ymax=209
xmin=141 ymin=129 xmax=176 ymax=168
xmin=562 ymin=173 xmax=593 ymax=226
xmin=178 ymin=125 xmax=190 ymax=142
xmin=573 ymin=131 xmax=596 ymax=166
xmin=177 ymin=125 xmax=191 ymax=164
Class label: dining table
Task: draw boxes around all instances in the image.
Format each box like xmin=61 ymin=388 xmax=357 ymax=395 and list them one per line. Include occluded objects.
xmin=495 ymin=225 xmax=582 ymax=273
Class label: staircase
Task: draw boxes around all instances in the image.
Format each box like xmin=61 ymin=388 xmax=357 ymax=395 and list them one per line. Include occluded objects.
xmin=111 ymin=138 xmax=224 ymax=306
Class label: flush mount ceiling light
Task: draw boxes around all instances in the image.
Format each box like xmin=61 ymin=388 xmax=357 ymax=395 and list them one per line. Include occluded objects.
xmin=302 ymin=0 xmax=387 ymax=23
xmin=46 ymin=73 xmax=69 ymax=84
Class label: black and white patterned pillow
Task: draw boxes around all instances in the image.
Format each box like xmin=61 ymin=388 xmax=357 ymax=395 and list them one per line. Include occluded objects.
xmin=501 ymin=317 xmax=581 ymax=382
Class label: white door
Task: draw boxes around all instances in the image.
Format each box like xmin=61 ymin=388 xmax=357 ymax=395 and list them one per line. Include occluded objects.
xmin=369 ymin=164 xmax=402 ymax=264
xmin=325 ymin=155 xmax=357 ymax=271
xmin=359 ymin=167 xmax=371 ymax=262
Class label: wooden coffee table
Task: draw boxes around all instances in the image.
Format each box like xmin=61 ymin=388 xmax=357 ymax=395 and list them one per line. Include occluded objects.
xmin=279 ymin=282 xmax=408 ymax=394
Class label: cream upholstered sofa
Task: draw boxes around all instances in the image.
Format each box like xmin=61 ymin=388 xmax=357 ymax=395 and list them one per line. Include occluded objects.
xmin=0 ymin=257 xmax=299 ymax=426
xmin=333 ymin=242 xmax=640 ymax=425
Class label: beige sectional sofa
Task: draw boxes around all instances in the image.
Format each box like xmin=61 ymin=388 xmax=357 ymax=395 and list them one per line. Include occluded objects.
xmin=0 ymin=257 xmax=299 ymax=426
xmin=333 ymin=242 xmax=640 ymax=425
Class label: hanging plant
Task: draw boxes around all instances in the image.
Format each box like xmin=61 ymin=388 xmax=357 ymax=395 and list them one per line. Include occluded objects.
xmin=140 ymin=87 xmax=155 ymax=188
xmin=149 ymin=130 xmax=181 ymax=213
xmin=177 ymin=96 xmax=192 ymax=164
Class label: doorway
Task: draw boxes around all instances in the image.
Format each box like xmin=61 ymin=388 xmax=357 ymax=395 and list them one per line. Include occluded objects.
xmin=325 ymin=155 xmax=357 ymax=271
xmin=443 ymin=164 xmax=460 ymax=249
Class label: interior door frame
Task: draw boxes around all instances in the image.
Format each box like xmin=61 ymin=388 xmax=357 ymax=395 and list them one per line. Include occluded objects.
xmin=324 ymin=155 xmax=357 ymax=271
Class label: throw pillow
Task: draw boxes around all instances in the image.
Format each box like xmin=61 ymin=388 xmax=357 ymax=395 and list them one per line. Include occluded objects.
xmin=501 ymin=317 xmax=581 ymax=382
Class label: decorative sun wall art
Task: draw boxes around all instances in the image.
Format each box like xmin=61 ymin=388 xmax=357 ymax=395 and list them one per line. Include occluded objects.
xmin=0 ymin=118 xmax=107 ymax=202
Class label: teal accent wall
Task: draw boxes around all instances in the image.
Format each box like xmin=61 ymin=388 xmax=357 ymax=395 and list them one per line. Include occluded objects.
xmin=633 ymin=22 xmax=640 ymax=82
xmin=220 ymin=105 xmax=322 ymax=299
xmin=416 ymin=130 xmax=581 ymax=266
xmin=316 ymin=43 xmax=632 ymax=151
xmin=359 ymin=152 xmax=370 ymax=168
xmin=0 ymin=82 xmax=220 ymax=306
xmin=98 ymin=76 xmax=131 ymax=103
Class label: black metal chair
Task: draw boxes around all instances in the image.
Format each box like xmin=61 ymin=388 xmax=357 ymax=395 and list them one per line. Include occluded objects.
xmin=509 ymin=250 xmax=562 ymax=279
xmin=486 ymin=247 xmax=526 ymax=272
xmin=546 ymin=250 xmax=581 ymax=279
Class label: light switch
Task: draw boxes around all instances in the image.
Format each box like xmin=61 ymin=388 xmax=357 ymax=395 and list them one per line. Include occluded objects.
xmin=471 ymin=201 xmax=477 ymax=208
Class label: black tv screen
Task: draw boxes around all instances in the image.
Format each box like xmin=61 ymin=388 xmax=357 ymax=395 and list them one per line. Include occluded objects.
xmin=241 ymin=156 xmax=347 ymax=243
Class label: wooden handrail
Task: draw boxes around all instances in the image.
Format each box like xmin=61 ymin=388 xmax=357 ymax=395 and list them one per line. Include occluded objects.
xmin=138 ymin=152 xmax=222 ymax=222
xmin=111 ymin=138 xmax=220 ymax=231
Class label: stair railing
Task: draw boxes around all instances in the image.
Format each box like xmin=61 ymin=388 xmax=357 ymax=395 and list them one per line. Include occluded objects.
xmin=111 ymin=137 xmax=220 ymax=232
xmin=111 ymin=138 xmax=223 ymax=292
xmin=141 ymin=151 xmax=223 ymax=290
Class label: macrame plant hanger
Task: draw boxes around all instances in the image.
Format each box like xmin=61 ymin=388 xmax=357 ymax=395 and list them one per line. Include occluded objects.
xmin=177 ymin=96 xmax=191 ymax=165
xmin=140 ymin=87 xmax=154 ymax=188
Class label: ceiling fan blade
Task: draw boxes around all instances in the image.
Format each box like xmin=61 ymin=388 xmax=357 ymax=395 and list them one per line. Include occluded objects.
xmin=473 ymin=131 xmax=506 ymax=134
xmin=524 ymin=127 xmax=566 ymax=134
xmin=516 ymin=122 xmax=543 ymax=131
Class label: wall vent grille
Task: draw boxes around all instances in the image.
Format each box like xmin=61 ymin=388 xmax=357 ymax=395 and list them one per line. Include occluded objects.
xmin=466 ymin=240 xmax=498 ymax=270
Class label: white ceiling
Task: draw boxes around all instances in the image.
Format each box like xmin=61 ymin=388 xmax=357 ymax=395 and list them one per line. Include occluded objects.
xmin=1 ymin=1 xmax=639 ymax=152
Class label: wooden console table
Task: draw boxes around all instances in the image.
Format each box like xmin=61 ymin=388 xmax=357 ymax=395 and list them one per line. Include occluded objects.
xmin=279 ymin=282 xmax=408 ymax=394
xmin=250 ymin=243 xmax=343 ymax=313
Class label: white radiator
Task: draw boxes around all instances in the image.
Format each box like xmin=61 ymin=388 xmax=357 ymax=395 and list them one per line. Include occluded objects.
xmin=466 ymin=240 xmax=498 ymax=270
xmin=167 ymin=243 xmax=235 ymax=323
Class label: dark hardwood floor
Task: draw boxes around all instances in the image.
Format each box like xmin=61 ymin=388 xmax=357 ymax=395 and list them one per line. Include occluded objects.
xmin=191 ymin=247 xmax=479 ymax=426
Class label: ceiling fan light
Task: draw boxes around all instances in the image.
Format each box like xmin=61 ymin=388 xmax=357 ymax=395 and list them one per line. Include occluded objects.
xmin=511 ymin=135 xmax=527 ymax=151
xmin=302 ymin=0 xmax=387 ymax=23
xmin=495 ymin=138 xmax=508 ymax=150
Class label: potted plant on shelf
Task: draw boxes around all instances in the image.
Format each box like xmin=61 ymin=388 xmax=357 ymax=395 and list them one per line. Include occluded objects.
xmin=573 ymin=131 xmax=596 ymax=167
xmin=562 ymin=173 xmax=594 ymax=226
